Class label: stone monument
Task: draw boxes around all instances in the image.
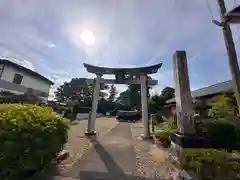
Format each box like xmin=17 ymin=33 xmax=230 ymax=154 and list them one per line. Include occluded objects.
xmin=168 ymin=51 xmax=196 ymax=179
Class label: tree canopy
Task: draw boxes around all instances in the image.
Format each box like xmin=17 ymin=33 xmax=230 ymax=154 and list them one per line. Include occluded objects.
xmin=54 ymin=76 xmax=175 ymax=115
xmin=117 ymin=84 xmax=149 ymax=109
xmin=107 ymin=84 xmax=117 ymax=102
xmin=149 ymin=86 xmax=175 ymax=113
xmin=161 ymin=86 xmax=175 ymax=101
xmin=54 ymin=78 xmax=109 ymax=102
xmin=116 ymin=76 xmax=155 ymax=110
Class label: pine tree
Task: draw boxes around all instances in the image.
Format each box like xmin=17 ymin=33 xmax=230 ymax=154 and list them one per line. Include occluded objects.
xmin=108 ymin=84 xmax=117 ymax=102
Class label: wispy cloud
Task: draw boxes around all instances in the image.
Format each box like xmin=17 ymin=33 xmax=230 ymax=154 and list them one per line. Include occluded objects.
xmin=1 ymin=50 xmax=35 ymax=71
xmin=0 ymin=0 xmax=240 ymax=98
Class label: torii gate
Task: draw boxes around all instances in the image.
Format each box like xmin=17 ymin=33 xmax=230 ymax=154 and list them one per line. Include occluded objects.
xmin=83 ymin=63 xmax=162 ymax=139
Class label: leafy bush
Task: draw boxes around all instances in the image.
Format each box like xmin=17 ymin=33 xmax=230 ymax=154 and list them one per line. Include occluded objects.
xmin=205 ymin=120 xmax=237 ymax=151
xmin=195 ymin=119 xmax=240 ymax=151
xmin=63 ymin=108 xmax=72 ymax=119
xmin=155 ymin=113 xmax=164 ymax=124
xmin=236 ymin=123 xmax=240 ymax=150
xmin=0 ymin=104 xmax=69 ymax=180
xmin=181 ymin=149 xmax=240 ymax=180
xmin=155 ymin=122 xmax=177 ymax=147
xmin=208 ymin=94 xmax=236 ymax=120
xmin=155 ymin=131 xmax=172 ymax=147
xmin=194 ymin=117 xmax=207 ymax=135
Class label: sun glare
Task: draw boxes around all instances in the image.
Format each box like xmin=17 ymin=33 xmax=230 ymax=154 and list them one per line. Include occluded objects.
xmin=80 ymin=30 xmax=95 ymax=45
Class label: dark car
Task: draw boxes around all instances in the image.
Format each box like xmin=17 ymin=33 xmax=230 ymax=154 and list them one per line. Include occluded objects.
xmin=116 ymin=110 xmax=141 ymax=122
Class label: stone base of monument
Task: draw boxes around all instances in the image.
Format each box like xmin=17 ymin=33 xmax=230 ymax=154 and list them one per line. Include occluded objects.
xmin=167 ymin=132 xmax=214 ymax=180
xmin=170 ymin=132 xmax=230 ymax=149
xmin=84 ymin=130 xmax=97 ymax=136
xmin=168 ymin=156 xmax=196 ymax=180
xmin=168 ymin=140 xmax=196 ymax=180
xmin=169 ymin=132 xmax=213 ymax=148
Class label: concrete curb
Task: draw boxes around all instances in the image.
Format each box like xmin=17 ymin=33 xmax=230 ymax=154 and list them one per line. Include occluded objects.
xmin=55 ymin=150 xmax=69 ymax=162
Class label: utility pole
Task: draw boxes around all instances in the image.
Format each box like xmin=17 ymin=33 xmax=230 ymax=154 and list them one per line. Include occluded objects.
xmin=216 ymin=0 xmax=240 ymax=114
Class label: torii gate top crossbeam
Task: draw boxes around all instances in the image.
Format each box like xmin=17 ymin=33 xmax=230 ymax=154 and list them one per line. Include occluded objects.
xmin=83 ymin=63 xmax=162 ymax=75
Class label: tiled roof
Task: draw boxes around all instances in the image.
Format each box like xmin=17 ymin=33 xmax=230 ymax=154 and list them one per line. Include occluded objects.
xmin=166 ymin=80 xmax=233 ymax=103
xmin=0 ymin=59 xmax=54 ymax=85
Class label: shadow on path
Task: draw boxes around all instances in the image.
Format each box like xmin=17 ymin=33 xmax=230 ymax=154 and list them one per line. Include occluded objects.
xmin=77 ymin=122 xmax=167 ymax=180
xmin=79 ymin=138 xmax=129 ymax=179
xmin=79 ymin=138 xmax=166 ymax=180
xmin=31 ymin=122 xmax=167 ymax=180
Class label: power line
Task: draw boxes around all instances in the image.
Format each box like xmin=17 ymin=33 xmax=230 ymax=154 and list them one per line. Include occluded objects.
xmin=205 ymin=0 xmax=215 ymax=20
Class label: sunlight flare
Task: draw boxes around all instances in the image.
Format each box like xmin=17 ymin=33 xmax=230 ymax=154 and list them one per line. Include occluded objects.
xmin=80 ymin=30 xmax=95 ymax=45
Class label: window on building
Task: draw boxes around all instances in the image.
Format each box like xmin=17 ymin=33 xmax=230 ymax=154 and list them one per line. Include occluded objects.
xmin=12 ymin=73 xmax=23 ymax=84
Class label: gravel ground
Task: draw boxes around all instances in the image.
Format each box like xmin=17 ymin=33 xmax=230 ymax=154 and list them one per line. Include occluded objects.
xmin=130 ymin=122 xmax=170 ymax=180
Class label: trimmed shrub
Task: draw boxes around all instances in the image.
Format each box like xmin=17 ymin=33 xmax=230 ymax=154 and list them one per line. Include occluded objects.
xmin=155 ymin=122 xmax=177 ymax=148
xmin=208 ymin=94 xmax=236 ymax=120
xmin=155 ymin=131 xmax=172 ymax=147
xmin=195 ymin=119 xmax=240 ymax=151
xmin=181 ymin=149 xmax=240 ymax=180
xmin=63 ymin=108 xmax=72 ymax=119
xmin=0 ymin=104 xmax=69 ymax=180
xmin=233 ymin=121 xmax=240 ymax=150
xmin=155 ymin=113 xmax=163 ymax=123
xmin=204 ymin=120 xmax=238 ymax=151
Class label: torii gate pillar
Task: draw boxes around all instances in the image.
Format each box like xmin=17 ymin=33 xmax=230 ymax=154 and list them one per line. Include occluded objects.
xmin=140 ymin=74 xmax=149 ymax=138
xmin=85 ymin=74 xmax=101 ymax=136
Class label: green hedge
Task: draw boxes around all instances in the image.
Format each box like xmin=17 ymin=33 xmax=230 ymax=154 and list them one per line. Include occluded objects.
xmin=196 ymin=119 xmax=240 ymax=151
xmin=205 ymin=120 xmax=238 ymax=151
xmin=181 ymin=149 xmax=240 ymax=180
xmin=155 ymin=122 xmax=177 ymax=148
xmin=0 ymin=104 xmax=69 ymax=180
xmin=154 ymin=113 xmax=164 ymax=124
xmin=156 ymin=118 xmax=240 ymax=150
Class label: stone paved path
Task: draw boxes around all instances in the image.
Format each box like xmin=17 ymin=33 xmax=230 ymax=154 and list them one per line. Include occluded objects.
xmin=30 ymin=120 xmax=169 ymax=180
xmin=55 ymin=117 xmax=119 ymax=177
xmin=67 ymin=122 xmax=136 ymax=179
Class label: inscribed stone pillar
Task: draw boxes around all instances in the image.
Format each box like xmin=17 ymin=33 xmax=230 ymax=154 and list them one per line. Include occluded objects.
xmin=85 ymin=74 xmax=101 ymax=136
xmin=173 ymin=51 xmax=195 ymax=134
xmin=140 ymin=74 xmax=150 ymax=138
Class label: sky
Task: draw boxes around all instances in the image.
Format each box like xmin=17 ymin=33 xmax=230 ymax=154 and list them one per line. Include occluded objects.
xmin=0 ymin=0 xmax=240 ymax=99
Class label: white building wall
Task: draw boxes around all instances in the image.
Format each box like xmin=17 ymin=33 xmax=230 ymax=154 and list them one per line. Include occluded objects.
xmin=1 ymin=65 xmax=51 ymax=94
xmin=1 ymin=65 xmax=14 ymax=82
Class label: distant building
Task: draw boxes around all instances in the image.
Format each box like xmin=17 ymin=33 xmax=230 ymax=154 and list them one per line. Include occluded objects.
xmin=0 ymin=59 xmax=54 ymax=100
xmin=165 ymin=80 xmax=234 ymax=117
xmin=167 ymin=80 xmax=233 ymax=104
